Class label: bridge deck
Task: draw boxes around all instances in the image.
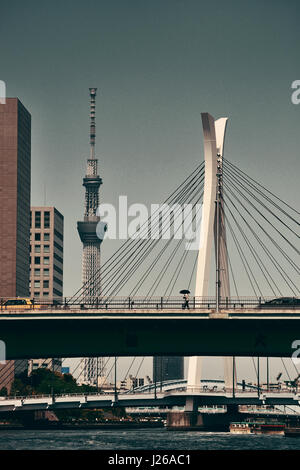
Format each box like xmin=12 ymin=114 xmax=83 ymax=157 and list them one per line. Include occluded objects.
xmin=1 ymin=307 xmax=300 ymax=359
xmin=1 ymin=389 xmax=300 ymax=412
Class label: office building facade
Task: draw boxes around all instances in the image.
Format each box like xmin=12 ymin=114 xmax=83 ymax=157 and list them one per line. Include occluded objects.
xmin=153 ymin=357 xmax=184 ymax=383
xmin=28 ymin=358 xmax=62 ymax=375
xmin=30 ymin=207 xmax=63 ymax=300
xmin=0 ymin=98 xmax=31 ymax=298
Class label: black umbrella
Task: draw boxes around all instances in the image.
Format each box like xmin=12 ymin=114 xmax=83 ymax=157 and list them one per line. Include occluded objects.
xmin=179 ymin=289 xmax=190 ymax=294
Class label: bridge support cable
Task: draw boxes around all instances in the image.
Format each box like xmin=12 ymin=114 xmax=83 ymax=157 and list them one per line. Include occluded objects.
xmin=223 ymin=183 xmax=300 ymax=283
xmin=160 ymin=198 xmax=207 ymax=299
xmin=98 ymin=171 xmax=205 ymax=299
xmin=98 ymin=169 xmax=204 ymax=298
xmin=223 ymin=165 xmax=299 ymax=240
xmin=217 ymin=204 xmax=240 ymax=299
xmin=290 ymin=358 xmax=300 ymax=378
xmin=130 ymin=195 xmax=203 ymax=298
xmin=71 ymin=357 xmax=87 ymax=382
xmin=223 ymin=184 xmax=299 ymax=295
xmin=222 ymin=192 xmax=283 ymax=296
xmin=223 ymin=211 xmax=263 ymax=298
xmin=0 ymin=361 xmax=15 ymax=391
xmin=69 ymin=163 xmax=205 ymax=303
xmin=104 ymin=357 xmax=119 ymax=386
xmin=222 ymin=170 xmax=300 ymax=265
xmin=122 ymin=357 xmax=137 ymax=383
xmin=222 ymin=170 xmax=299 ymax=276
xmin=129 ymin=189 xmax=204 ymax=299
xmin=99 ymin=169 xmax=205 ymax=298
xmin=134 ymin=357 xmax=145 ymax=381
xmin=222 ymin=162 xmax=299 ymax=296
xmin=223 ymin=158 xmax=300 ymax=219
xmin=281 ymin=358 xmax=292 ymax=383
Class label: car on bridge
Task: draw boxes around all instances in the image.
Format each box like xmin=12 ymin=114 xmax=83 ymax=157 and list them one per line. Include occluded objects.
xmin=1 ymin=298 xmax=43 ymax=310
xmin=261 ymin=297 xmax=300 ymax=307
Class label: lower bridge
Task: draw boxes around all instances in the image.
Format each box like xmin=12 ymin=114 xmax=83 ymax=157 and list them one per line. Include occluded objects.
xmin=1 ymin=387 xmax=300 ymax=412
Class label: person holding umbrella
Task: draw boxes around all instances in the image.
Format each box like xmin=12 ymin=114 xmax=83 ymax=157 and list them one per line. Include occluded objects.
xmin=180 ymin=289 xmax=190 ymax=310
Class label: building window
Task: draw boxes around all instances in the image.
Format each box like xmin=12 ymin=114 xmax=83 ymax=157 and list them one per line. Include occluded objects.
xmin=44 ymin=257 xmax=49 ymax=265
xmin=34 ymin=280 xmax=40 ymax=288
xmin=53 ymin=276 xmax=63 ymax=287
xmin=34 ymin=292 xmax=40 ymax=297
xmin=35 ymin=245 xmax=41 ymax=253
xmin=44 ymin=245 xmax=50 ymax=253
xmin=54 ymin=253 xmax=63 ymax=264
xmin=44 ymin=211 xmax=50 ymax=228
xmin=35 ymin=233 xmax=41 ymax=241
xmin=44 ymin=233 xmax=50 ymax=241
xmin=43 ymin=292 xmax=49 ymax=297
xmin=54 ymin=241 xmax=63 ymax=252
xmin=43 ymin=268 xmax=50 ymax=277
xmin=43 ymin=280 xmax=49 ymax=288
xmin=34 ymin=268 xmax=40 ymax=276
xmin=34 ymin=256 xmax=40 ymax=264
xmin=53 ymin=288 xmax=63 ymax=297
xmin=54 ymin=264 xmax=63 ymax=275
xmin=54 ymin=229 xmax=63 ymax=241
xmin=35 ymin=211 xmax=41 ymax=228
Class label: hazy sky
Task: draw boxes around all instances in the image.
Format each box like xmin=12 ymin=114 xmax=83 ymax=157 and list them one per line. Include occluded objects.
xmin=1 ymin=0 xmax=299 ymax=381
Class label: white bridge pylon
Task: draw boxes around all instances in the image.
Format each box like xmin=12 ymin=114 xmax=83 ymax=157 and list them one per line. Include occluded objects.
xmin=187 ymin=113 xmax=236 ymax=392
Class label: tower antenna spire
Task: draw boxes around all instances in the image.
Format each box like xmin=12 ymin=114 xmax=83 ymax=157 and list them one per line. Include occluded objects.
xmin=89 ymin=87 xmax=97 ymax=159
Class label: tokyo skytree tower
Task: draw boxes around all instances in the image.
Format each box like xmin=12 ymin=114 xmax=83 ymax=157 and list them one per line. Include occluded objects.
xmin=77 ymin=88 xmax=105 ymax=386
xmin=77 ymin=88 xmax=104 ymax=298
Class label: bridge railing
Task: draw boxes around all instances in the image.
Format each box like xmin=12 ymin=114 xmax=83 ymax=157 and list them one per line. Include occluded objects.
xmin=2 ymin=386 xmax=299 ymax=402
xmin=0 ymin=296 xmax=299 ymax=311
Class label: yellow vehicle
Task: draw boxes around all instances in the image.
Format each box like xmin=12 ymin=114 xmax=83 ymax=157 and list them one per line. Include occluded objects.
xmin=1 ymin=298 xmax=42 ymax=310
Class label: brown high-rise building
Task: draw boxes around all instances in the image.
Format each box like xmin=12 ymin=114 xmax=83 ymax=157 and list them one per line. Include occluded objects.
xmin=0 ymin=98 xmax=31 ymax=298
xmin=0 ymin=98 xmax=31 ymax=394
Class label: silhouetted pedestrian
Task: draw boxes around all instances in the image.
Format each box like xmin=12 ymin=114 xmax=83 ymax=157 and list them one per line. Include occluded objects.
xmin=183 ymin=293 xmax=189 ymax=310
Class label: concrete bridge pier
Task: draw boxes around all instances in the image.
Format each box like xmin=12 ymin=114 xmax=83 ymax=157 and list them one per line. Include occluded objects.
xmin=166 ymin=397 xmax=202 ymax=430
xmin=166 ymin=402 xmax=240 ymax=431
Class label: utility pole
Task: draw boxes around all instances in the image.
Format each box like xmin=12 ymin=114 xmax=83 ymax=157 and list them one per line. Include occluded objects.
xmin=232 ymin=356 xmax=235 ymax=398
xmin=160 ymin=357 xmax=163 ymax=392
xmin=114 ymin=356 xmax=118 ymax=403
xmin=257 ymin=356 xmax=260 ymax=397
xmin=154 ymin=362 xmax=157 ymax=400
xmin=96 ymin=357 xmax=98 ymax=392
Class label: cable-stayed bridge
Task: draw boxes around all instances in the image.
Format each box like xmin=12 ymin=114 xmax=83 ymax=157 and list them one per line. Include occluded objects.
xmin=0 ymin=112 xmax=299 ymax=425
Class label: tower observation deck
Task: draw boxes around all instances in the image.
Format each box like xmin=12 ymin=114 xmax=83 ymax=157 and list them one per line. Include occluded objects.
xmin=77 ymin=88 xmax=104 ymax=297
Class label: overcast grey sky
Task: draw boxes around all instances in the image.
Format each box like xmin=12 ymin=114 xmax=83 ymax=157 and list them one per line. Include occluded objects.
xmin=1 ymin=0 xmax=299 ymax=381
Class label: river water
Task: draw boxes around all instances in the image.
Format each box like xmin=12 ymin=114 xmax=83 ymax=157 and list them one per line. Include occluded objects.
xmin=1 ymin=429 xmax=300 ymax=450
